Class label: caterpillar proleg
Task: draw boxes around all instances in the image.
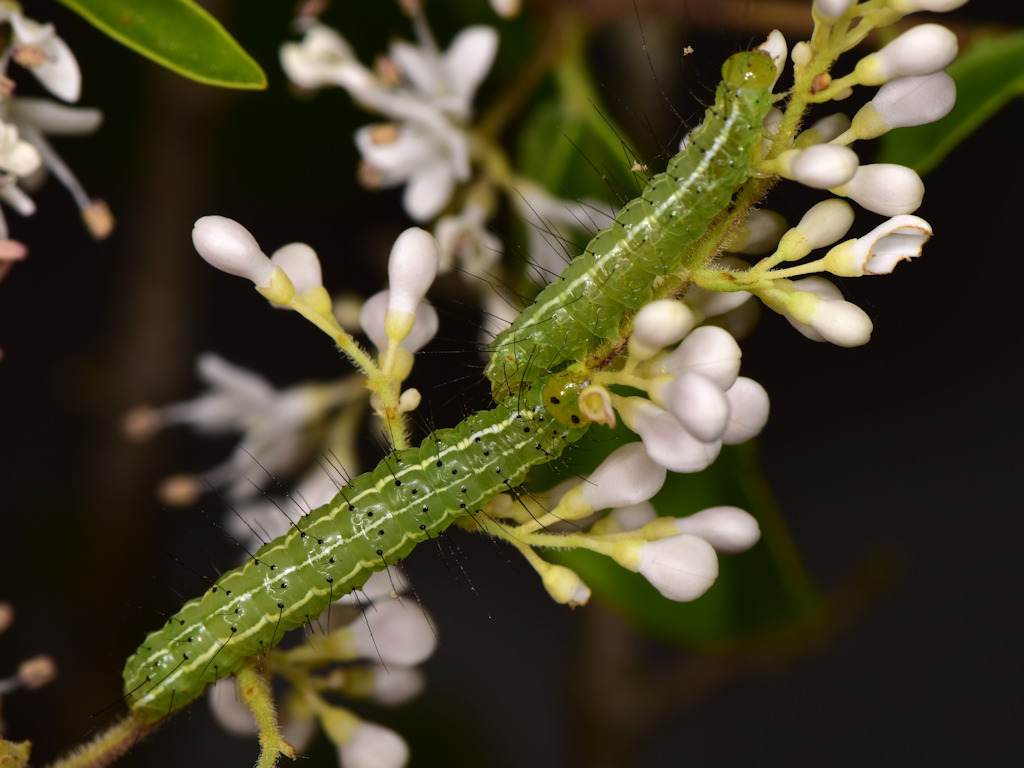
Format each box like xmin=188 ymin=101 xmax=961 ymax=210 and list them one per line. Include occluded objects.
xmin=123 ymin=378 xmax=587 ymax=721
xmin=485 ymin=51 xmax=776 ymax=396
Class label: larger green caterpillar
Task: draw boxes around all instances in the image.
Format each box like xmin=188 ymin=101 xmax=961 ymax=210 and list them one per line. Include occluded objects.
xmin=485 ymin=51 xmax=776 ymax=396
xmin=123 ymin=377 xmax=587 ymax=720
xmin=123 ymin=49 xmax=774 ymax=723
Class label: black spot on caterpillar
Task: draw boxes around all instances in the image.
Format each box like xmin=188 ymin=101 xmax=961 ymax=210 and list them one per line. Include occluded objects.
xmin=484 ymin=51 xmax=776 ymax=397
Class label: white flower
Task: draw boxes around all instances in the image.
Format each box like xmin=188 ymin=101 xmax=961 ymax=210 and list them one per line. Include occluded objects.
xmin=270 ymin=242 xmax=323 ymax=295
xmin=0 ymin=120 xmax=39 ymax=176
xmin=672 ymin=506 xmax=761 ymax=554
xmin=830 ymin=163 xmax=924 ymax=216
xmin=144 ymin=353 xmax=360 ymax=503
xmin=434 ymin=201 xmax=503 ymax=276
xmin=489 ymin=0 xmax=523 ymax=18
xmin=0 ymin=97 xmax=109 ymax=238
xmin=560 ymin=442 xmax=667 ymax=517
xmin=824 ymin=215 xmax=932 ymax=276
xmin=1 ymin=7 xmax=81 ymax=102
xmin=283 ymin=21 xmax=498 ymax=223
xmin=635 ymin=534 xmax=720 ymax=602
xmin=853 ymin=24 xmax=958 ymax=85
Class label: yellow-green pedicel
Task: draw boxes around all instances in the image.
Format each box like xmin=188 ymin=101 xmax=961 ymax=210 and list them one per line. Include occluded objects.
xmin=123 ymin=380 xmax=587 ymax=721
xmin=485 ymin=51 xmax=776 ymax=397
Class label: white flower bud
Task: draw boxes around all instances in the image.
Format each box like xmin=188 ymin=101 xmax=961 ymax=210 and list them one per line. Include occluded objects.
xmin=608 ymin=501 xmax=659 ymax=532
xmin=350 ymin=601 xmax=436 ymax=666
xmin=655 ymin=325 xmax=742 ymax=390
xmin=791 ymin=41 xmax=812 ymax=68
xmin=360 ymin=290 xmax=439 ymax=353
xmin=338 ymin=721 xmax=410 ymax=768
xmin=270 ymin=242 xmax=323 ymax=294
xmin=777 ymin=144 xmax=859 ymax=189
xmin=722 ymin=377 xmax=770 ymax=445
xmin=631 ymin=300 xmax=696 ymax=358
xmin=805 ymin=113 xmax=850 ymax=143
xmin=541 ymin=563 xmax=591 ymax=607
xmin=561 ymin=443 xmax=667 ymax=518
xmin=850 ymin=72 xmax=956 ymax=140
xmin=192 ymin=216 xmax=274 ymax=286
xmin=854 ymin=24 xmax=958 ymax=86
xmin=651 ymin=373 xmax=730 ymax=444
xmin=757 ymin=30 xmax=787 ymax=89
xmin=824 ymin=215 xmax=932 ymax=277
xmin=673 ymin=506 xmax=761 ymax=554
xmin=776 ymin=198 xmax=855 ymax=262
xmin=813 ymin=0 xmax=855 ymax=20
xmin=636 ymin=534 xmax=720 ymax=602
xmin=618 ymin=398 xmax=721 ymax=473
xmin=831 ymin=163 xmax=924 ymax=215
xmin=387 ymin=227 xmax=440 ymax=317
xmin=786 ymin=277 xmax=873 ymax=347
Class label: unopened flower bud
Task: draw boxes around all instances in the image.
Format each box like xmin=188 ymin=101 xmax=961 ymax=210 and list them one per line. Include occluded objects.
xmin=618 ymin=398 xmax=721 ymax=473
xmin=336 ymin=719 xmax=409 ymax=768
xmin=654 ymin=325 xmax=742 ymax=390
xmin=630 ymin=300 xmax=695 ymax=359
xmin=360 ymin=290 xmax=439 ymax=353
xmin=775 ymin=199 xmax=855 ymax=261
xmin=758 ymin=30 xmax=787 ymax=89
xmin=775 ymin=144 xmax=859 ymax=189
xmin=651 ymin=373 xmax=730 ymax=444
xmin=634 ymin=534 xmax=720 ymax=602
xmin=722 ymin=377 xmax=770 ymax=444
xmin=559 ymin=442 xmax=666 ymax=518
xmin=540 ymin=562 xmax=591 ymax=607
xmin=785 ymin=277 xmax=873 ymax=347
xmin=192 ymin=216 xmax=275 ymax=286
xmin=725 ymin=209 xmax=787 ymax=254
xmin=270 ymin=242 xmax=323 ymax=295
xmin=853 ymin=24 xmax=958 ymax=85
xmin=890 ymin=0 xmax=969 ymax=10
xmin=673 ymin=506 xmax=760 ymax=554
xmin=385 ymin=227 xmax=440 ymax=342
xmin=831 ymin=163 xmax=924 ymax=215
xmin=824 ymin=215 xmax=932 ymax=276
xmin=849 ymin=72 xmax=956 ymax=141
xmin=350 ymin=601 xmax=435 ymax=666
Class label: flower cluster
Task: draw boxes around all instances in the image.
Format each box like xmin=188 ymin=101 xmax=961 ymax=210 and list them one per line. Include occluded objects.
xmin=693 ymin=1 xmax=963 ymax=346
xmin=0 ymin=3 xmax=111 ymax=247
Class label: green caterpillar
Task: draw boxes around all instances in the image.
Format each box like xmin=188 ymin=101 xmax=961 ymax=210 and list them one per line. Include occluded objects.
xmin=485 ymin=50 xmax=776 ymax=397
xmin=123 ymin=377 xmax=588 ymax=720
xmin=123 ymin=49 xmax=774 ymax=723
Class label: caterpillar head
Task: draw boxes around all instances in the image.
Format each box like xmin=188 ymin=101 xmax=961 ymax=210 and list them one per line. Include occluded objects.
xmin=721 ymin=50 xmax=777 ymax=91
xmin=542 ymin=369 xmax=591 ymax=428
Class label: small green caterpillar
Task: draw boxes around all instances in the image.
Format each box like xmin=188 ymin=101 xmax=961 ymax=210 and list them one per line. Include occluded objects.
xmin=485 ymin=51 xmax=776 ymax=397
xmin=123 ymin=378 xmax=587 ymax=720
xmin=123 ymin=50 xmax=774 ymax=722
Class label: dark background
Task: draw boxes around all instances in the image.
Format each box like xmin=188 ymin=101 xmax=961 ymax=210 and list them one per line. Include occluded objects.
xmin=1 ymin=1 xmax=1021 ymax=766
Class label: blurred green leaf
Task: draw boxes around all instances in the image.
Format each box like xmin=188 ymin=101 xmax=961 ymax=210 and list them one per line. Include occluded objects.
xmin=58 ymin=0 xmax=266 ymax=89
xmin=876 ymin=31 xmax=1024 ymax=174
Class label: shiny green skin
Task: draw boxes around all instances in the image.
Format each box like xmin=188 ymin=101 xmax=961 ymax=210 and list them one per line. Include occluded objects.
xmin=123 ymin=379 xmax=587 ymax=721
xmin=485 ymin=51 xmax=776 ymax=396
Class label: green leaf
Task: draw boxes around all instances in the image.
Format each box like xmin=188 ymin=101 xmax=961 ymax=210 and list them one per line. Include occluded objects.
xmin=58 ymin=0 xmax=266 ymax=90
xmin=875 ymin=31 xmax=1024 ymax=175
